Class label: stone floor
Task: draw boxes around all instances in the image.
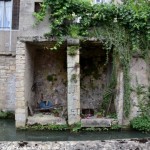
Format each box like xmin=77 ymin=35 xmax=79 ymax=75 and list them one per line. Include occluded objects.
xmin=27 ymin=113 xmax=66 ymax=125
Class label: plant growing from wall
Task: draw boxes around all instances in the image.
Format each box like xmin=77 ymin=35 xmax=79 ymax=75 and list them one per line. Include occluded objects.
xmin=67 ymin=46 xmax=79 ymax=56
xmin=47 ymin=74 xmax=57 ymax=82
xmin=70 ymin=74 xmax=78 ymax=83
xmin=130 ymin=85 xmax=150 ymax=132
xmin=34 ymin=0 xmax=150 ymax=118
xmin=0 ymin=111 xmax=14 ymax=119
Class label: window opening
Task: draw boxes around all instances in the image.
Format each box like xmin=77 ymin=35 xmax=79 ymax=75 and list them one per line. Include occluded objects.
xmin=0 ymin=0 xmax=20 ymax=30
xmin=0 ymin=0 xmax=12 ymax=28
xmin=34 ymin=2 xmax=42 ymax=13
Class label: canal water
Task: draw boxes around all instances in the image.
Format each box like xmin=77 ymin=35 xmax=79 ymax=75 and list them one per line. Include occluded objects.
xmin=0 ymin=119 xmax=150 ymax=141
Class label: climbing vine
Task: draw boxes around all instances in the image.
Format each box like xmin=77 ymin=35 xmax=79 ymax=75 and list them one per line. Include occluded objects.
xmin=34 ymin=0 xmax=150 ymax=117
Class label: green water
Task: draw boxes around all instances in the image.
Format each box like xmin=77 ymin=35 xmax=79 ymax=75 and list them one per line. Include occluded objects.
xmin=0 ymin=119 xmax=150 ymax=141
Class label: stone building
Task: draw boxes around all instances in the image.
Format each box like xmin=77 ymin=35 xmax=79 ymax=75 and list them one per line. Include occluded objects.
xmin=0 ymin=0 xmax=149 ymax=128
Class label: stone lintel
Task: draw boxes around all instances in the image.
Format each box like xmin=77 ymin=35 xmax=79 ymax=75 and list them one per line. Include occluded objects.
xmin=67 ymin=38 xmax=79 ymax=46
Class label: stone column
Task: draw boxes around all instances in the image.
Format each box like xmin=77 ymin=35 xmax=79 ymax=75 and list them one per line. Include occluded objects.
xmin=115 ymin=70 xmax=124 ymax=125
xmin=15 ymin=41 xmax=27 ymax=128
xmin=67 ymin=39 xmax=80 ymax=125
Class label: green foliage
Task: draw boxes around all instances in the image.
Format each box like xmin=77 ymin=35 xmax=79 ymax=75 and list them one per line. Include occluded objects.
xmin=67 ymin=46 xmax=79 ymax=56
xmin=84 ymin=127 xmax=95 ymax=131
xmin=0 ymin=111 xmax=14 ymax=119
xmin=130 ymin=115 xmax=150 ymax=132
xmin=107 ymin=113 xmax=117 ymax=119
xmin=47 ymin=74 xmax=57 ymax=82
xmin=130 ymin=84 xmax=150 ymax=132
xmin=34 ymin=0 xmax=150 ymax=52
xmin=68 ymin=24 xmax=80 ymax=38
xmin=70 ymin=74 xmax=77 ymax=83
xmin=135 ymin=84 xmax=150 ymax=117
xmin=111 ymin=124 xmax=121 ymax=130
xmin=25 ymin=124 xmax=68 ymax=131
xmin=70 ymin=122 xmax=82 ymax=132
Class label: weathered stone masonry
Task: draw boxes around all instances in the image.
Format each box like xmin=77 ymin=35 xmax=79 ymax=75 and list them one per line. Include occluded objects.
xmin=0 ymin=54 xmax=16 ymax=111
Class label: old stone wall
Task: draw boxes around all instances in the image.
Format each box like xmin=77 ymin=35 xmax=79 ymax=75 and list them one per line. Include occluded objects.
xmin=0 ymin=31 xmax=18 ymax=53
xmin=0 ymin=55 xmax=16 ymax=111
xmin=34 ymin=48 xmax=67 ymax=108
xmin=128 ymin=57 xmax=149 ymax=124
xmin=19 ymin=0 xmax=50 ymax=37
xmin=80 ymin=47 xmax=110 ymax=111
xmin=24 ymin=44 xmax=35 ymax=110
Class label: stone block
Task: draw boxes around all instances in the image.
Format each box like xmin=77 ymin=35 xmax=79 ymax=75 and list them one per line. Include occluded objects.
xmin=67 ymin=54 xmax=79 ymax=68
xmin=16 ymin=121 xmax=26 ymax=128
xmin=81 ymin=119 xmax=114 ymax=127
xmin=16 ymin=108 xmax=27 ymax=114
xmin=27 ymin=115 xmax=66 ymax=125
xmin=9 ymin=66 xmax=16 ymax=71
xmin=16 ymin=81 xmax=25 ymax=87
xmin=16 ymin=91 xmax=25 ymax=98
xmin=16 ymin=97 xmax=25 ymax=101
xmin=68 ymin=84 xmax=80 ymax=94
xmin=68 ymin=114 xmax=81 ymax=125
xmin=67 ymin=38 xmax=79 ymax=46
xmin=15 ymin=113 xmax=27 ymax=122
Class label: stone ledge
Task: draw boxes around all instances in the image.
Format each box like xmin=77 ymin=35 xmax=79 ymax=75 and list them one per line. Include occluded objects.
xmin=81 ymin=118 xmax=118 ymax=127
xmin=27 ymin=114 xmax=66 ymax=125
xmin=0 ymin=51 xmax=16 ymax=56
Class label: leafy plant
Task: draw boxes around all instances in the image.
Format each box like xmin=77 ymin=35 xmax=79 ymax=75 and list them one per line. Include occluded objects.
xmin=0 ymin=111 xmax=14 ymax=119
xmin=47 ymin=74 xmax=57 ymax=82
xmin=130 ymin=115 xmax=150 ymax=132
xmin=70 ymin=74 xmax=78 ymax=83
xmin=130 ymin=85 xmax=150 ymax=132
xmin=71 ymin=122 xmax=82 ymax=132
xmin=111 ymin=124 xmax=121 ymax=130
xmin=68 ymin=24 xmax=80 ymax=38
xmin=24 ymin=124 xmax=68 ymax=131
xmin=67 ymin=46 xmax=78 ymax=56
xmin=96 ymin=110 xmax=104 ymax=118
xmin=107 ymin=113 xmax=117 ymax=119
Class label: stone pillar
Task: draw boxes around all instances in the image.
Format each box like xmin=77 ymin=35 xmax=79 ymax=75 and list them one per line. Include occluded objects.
xmin=67 ymin=39 xmax=80 ymax=125
xmin=15 ymin=41 xmax=27 ymax=128
xmin=115 ymin=70 xmax=124 ymax=125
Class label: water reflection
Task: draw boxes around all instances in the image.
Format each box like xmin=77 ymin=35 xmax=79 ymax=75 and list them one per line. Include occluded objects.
xmin=0 ymin=119 xmax=150 ymax=141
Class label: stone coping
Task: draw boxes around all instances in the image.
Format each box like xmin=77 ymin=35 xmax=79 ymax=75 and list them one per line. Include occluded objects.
xmin=17 ymin=36 xmax=103 ymax=43
xmin=0 ymin=139 xmax=149 ymax=150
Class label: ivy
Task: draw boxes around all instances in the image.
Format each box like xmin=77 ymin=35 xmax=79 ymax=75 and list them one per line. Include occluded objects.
xmin=34 ymin=0 xmax=150 ymax=117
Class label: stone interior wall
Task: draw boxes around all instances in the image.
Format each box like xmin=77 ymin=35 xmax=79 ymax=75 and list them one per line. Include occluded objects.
xmin=25 ymin=44 xmax=35 ymax=110
xmin=33 ymin=48 xmax=67 ymax=109
xmin=80 ymin=44 xmax=111 ymax=111
xmin=0 ymin=55 xmax=16 ymax=111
